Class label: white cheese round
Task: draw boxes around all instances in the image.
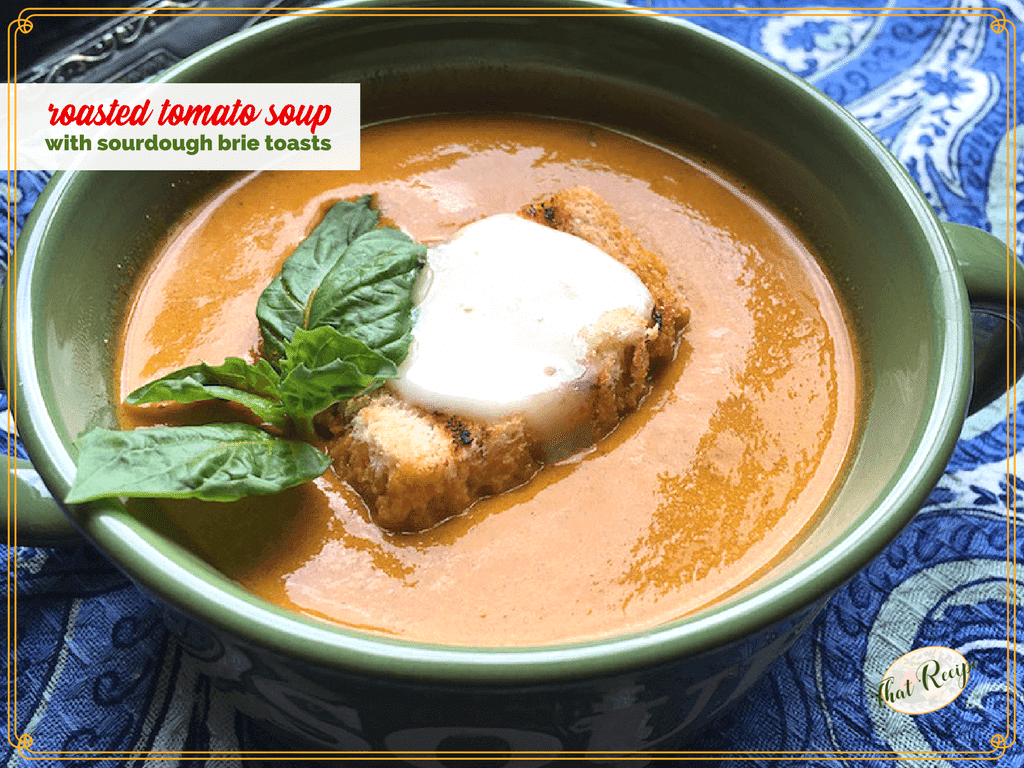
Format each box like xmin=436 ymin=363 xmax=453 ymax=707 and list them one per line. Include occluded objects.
xmin=392 ymin=214 xmax=653 ymax=448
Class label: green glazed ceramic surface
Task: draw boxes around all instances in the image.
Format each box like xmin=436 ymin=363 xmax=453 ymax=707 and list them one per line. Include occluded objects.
xmin=5 ymin=0 xmax=1021 ymax=747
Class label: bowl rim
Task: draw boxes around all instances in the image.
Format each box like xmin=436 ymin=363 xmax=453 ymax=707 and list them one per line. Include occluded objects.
xmin=8 ymin=0 xmax=971 ymax=685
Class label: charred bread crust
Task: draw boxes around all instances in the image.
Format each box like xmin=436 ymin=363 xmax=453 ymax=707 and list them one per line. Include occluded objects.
xmin=323 ymin=394 xmax=542 ymax=533
xmin=325 ymin=187 xmax=689 ymax=533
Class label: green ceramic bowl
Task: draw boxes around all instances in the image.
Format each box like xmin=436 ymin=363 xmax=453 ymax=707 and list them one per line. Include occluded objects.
xmin=7 ymin=0 xmax=1022 ymax=755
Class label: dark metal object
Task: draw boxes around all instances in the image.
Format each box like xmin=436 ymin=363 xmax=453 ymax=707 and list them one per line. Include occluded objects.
xmin=13 ymin=0 xmax=321 ymax=85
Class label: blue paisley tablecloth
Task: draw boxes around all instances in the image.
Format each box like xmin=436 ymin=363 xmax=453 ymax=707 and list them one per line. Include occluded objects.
xmin=3 ymin=1 xmax=1022 ymax=764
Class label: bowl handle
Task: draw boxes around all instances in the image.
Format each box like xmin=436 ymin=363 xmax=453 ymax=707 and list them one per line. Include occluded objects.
xmin=942 ymin=222 xmax=1024 ymax=414
xmin=6 ymin=457 xmax=83 ymax=547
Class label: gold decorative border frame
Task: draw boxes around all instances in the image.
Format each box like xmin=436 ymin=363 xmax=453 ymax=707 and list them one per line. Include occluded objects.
xmin=5 ymin=3 xmax=1018 ymax=762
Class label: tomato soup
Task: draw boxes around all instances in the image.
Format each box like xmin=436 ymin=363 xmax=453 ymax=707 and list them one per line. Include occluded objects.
xmin=118 ymin=115 xmax=861 ymax=646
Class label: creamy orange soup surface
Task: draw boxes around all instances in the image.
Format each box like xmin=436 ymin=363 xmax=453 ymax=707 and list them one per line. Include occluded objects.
xmin=119 ymin=115 xmax=861 ymax=646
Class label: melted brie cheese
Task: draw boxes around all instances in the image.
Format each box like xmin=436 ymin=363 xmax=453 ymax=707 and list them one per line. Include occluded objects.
xmin=392 ymin=214 xmax=653 ymax=449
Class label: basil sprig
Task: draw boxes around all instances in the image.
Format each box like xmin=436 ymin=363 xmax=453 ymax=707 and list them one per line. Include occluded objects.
xmin=67 ymin=197 xmax=426 ymax=504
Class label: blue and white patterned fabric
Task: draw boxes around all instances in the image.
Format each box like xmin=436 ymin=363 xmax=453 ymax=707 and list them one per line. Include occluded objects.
xmin=4 ymin=1 xmax=1022 ymax=764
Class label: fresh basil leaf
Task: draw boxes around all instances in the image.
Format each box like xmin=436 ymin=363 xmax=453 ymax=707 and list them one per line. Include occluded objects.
xmin=278 ymin=326 xmax=397 ymax=434
xmin=279 ymin=325 xmax=397 ymax=380
xmin=257 ymin=195 xmax=380 ymax=362
xmin=66 ymin=423 xmax=331 ymax=504
xmin=125 ymin=358 xmax=287 ymax=430
xmin=189 ymin=357 xmax=282 ymax=398
xmin=305 ymin=228 xmax=426 ymax=365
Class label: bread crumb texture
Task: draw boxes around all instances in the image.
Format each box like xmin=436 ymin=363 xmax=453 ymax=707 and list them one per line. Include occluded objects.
xmin=323 ymin=187 xmax=689 ymax=532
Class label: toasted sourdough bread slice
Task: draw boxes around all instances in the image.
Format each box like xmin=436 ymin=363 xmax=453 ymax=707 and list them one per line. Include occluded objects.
xmin=322 ymin=187 xmax=689 ymax=532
